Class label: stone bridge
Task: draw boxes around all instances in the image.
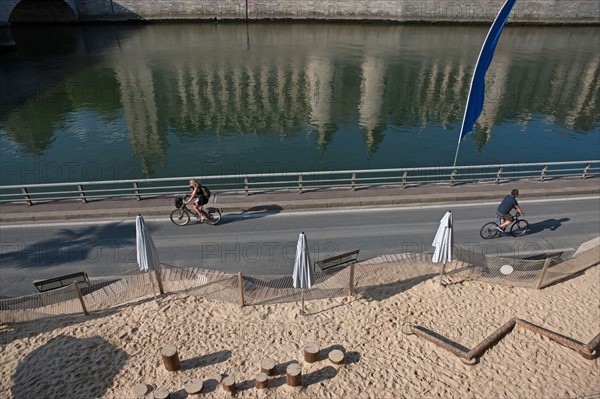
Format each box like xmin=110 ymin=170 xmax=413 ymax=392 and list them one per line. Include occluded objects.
xmin=1 ymin=0 xmax=77 ymax=47
xmin=1 ymin=0 xmax=599 ymax=48
xmin=1 ymin=0 xmax=78 ymax=25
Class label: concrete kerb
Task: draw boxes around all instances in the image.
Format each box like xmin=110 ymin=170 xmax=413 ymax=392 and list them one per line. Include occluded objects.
xmin=0 ymin=180 xmax=598 ymax=224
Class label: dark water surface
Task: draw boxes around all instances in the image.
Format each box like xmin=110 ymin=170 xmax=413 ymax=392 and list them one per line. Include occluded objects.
xmin=1 ymin=23 xmax=599 ymax=185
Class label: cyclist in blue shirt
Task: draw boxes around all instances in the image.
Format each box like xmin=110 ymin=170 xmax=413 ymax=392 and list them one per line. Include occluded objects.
xmin=496 ymin=189 xmax=524 ymax=231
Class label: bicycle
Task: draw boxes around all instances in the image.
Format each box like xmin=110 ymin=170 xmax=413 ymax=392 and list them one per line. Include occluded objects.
xmin=480 ymin=212 xmax=529 ymax=239
xmin=170 ymin=196 xmax=222 ymax=226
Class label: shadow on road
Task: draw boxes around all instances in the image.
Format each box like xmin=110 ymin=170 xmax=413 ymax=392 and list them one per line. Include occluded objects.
xmin=219 ymin=205 xmax=283 ymax=225
xmin=526 ymin=218 xmax=570 ymax=235
xmin=0 ymin=222 xmax=135 ymax=269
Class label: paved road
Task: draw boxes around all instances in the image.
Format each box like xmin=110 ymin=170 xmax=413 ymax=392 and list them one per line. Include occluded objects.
xmin=1 ymin=196 xmax=598 ymax=298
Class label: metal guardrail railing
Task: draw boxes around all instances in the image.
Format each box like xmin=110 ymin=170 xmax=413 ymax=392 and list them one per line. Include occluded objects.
xmin=0 ymin=160 xmax=598 ymax=205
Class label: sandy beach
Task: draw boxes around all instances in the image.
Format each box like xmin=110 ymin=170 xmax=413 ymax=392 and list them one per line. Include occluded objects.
xmin=1 ymin=264 xmax=598 ymax=399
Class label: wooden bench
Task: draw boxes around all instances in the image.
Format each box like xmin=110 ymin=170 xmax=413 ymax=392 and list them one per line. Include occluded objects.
xmin=314 ymin=250 xmax=359 ymax=271
xmin=33 ymin=272 xmax=90 ymax=293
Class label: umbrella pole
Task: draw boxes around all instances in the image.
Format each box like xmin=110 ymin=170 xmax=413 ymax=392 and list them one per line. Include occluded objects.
xmin=301 ymin=288 xmax=305 ymax=315
xmin=439 ymin=261 xmax=447 ymax=287
xmin=147 ymin=271 xmax=160 ymax=304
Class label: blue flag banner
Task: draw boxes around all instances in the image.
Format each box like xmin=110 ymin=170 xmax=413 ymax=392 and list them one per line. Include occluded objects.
xmin=454 ymin=0 xmax=517 ymax=166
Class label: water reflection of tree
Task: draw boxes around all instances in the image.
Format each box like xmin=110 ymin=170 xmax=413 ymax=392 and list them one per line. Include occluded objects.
xmin=2 ymin=62 xmax=123 ymax=157
xmin=3 ymin=90 xmax=69 ymax=156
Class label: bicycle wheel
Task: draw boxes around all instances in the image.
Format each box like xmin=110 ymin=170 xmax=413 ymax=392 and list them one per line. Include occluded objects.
xmin=510 ymin=219 xmax=529 ymax=237
xmin=480 ymin=222 xmax=500 ymax=239
xmin=170 ymin=209 xmax=190 ymax=226
xmin=205 ymin=207 xmax=222 ymax=225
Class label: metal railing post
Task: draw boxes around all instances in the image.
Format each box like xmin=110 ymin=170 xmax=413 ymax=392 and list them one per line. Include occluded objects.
xmin=133 ymin=182 xmax=141 ymax=201
xmin=77 ymin=185 xmax=87 ymax=204
xmin=402 ymin=171 xmax=408 ymax=188
xmin=582 ymin=163 xmax=590 ymax=179
xmin=351 ymin=173 xmax=356 ymax=191
xmin=244 ymin=177 xmax=249 ymax=196
xmin=21 ymin=187 xmax=33 ymax=206
xmin=298 ymin=175 xmax=303 ymax=194
xmin=450 ymin=169 xmax=457 ymax=186
xmin=495 ymin=167 xmax=503 ymax=184
xmin=540 ymin=165 xmax=548 ymax=182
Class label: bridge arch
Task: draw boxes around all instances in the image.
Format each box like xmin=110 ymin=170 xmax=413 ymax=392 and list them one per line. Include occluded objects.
xmin=8 ymin=0 xmax=78 ymax=24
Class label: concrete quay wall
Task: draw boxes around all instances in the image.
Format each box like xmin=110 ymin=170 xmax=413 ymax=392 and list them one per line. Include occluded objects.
xmin=75 ymin=0 xmax=599 ymax=24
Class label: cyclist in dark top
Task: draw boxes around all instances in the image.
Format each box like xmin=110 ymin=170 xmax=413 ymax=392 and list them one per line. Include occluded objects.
xmin=184 ymin=178 xmax=208 ymax=222
xmin=496 ymin=189 xmax=524 ymax=231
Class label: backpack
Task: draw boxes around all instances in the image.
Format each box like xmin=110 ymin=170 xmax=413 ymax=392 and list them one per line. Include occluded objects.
xmin=200 ymin=185 xmax=211 ymax=198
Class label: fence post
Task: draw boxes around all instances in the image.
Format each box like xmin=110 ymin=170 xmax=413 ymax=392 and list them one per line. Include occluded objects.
xmin=133 ymin=182 xmax=141 ymax=201
xmin=298 ymin=175 xmax=303 ymax=194
xmin=155 ymin=267 xmax=165 ymax=295
xmin=244 ymin=177 xmax=249 ymax=196
xmin=72 ymin=283 xmax=89 ymax=315
xmin=495 ymin=167 xmax=503 ymax=184
xmin=77 ymin=185 xmax=87 ymax=204
xmin=351 ymin=173 xmax=356 ymax=191
xmin=238 ymin=272 xmax=245 ymax=307
xmin=540 ymin=165 xmax=548 ymax=182
xmin=348 ymin=263 xmax=355 ymax=296
xmin=582 ymin=163 xmax=590 ymax=179
xmin=21 ymin=187 xmax=33 ymax=206
xmin=402 ymin=171 xmax=407 ymax=188
xmin=536 ymin=258 xmax=554 ymax=289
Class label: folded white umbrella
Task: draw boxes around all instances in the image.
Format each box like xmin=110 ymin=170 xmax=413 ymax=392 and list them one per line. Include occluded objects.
xmin=292 ymin=232 xmax=313 ymax=314
xmin=432 ymin=211 xmax=453 ymax=264
xmin=432 ymin=211 xmax=453 ymax=285
xmin=136 ymin=215 xmax=164 ymax=294
xmin=136 ymin=215 xmax=161 ymax=272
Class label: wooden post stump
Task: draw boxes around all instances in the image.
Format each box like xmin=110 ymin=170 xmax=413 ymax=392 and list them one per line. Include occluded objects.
xmin=131 ymin=383 xmax=149 ymax=398
xmin=160 ymin=345 xmax=181 ymax=371
xmin=184 ymin=379 xmax=203 ymax=395
xmin=222 ymin=376 xmax=236 ymax=393
xmin=208 ymin=373 xmax=222 ymax=384
xmin=328 ymin=349 xmax=345 ymax=365
xmin=153 ymin=387 xmax=170 ymax=399
xmin=255 ymin=372 xmax=268 ymax=389
xmin=304 ymin=342 xmax=320 ymax=363
xmin=286 ymin=363 xmax=302 ymax=387
xmin=260 ymin=357 xmax=276 ymax=376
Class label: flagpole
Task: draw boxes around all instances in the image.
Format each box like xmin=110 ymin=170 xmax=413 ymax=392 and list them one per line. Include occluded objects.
xmin=452 ymin=0 xmax=517 ymax=167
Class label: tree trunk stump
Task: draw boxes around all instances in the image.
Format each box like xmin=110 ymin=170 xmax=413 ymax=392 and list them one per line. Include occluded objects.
xmin=184 ymin=379 xmax=203 ymax=395
xmin=255 ymin=372 xmax=268 ymax=389
xmin=153 ymin=387 xmax=170 ymax=399
xmin=222 ymin=376 xmax=236 ymax=393
xmin=160 ymin=345 xmax=181 ymax=371
xmin=328 ymin=349 xmax=345 ymax=365
xmin=303 ymin=342 xmax=320 ymax=363
xmin=260 ymin=357 xmax=276 ymax=376
xmin=286 ymin=363 xmax=302 ymax=387
xmin=131 ymin=383 xmax=149 ymax=398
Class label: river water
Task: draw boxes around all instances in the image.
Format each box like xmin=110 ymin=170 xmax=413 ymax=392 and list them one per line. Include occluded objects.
xmin=1 ymin=23 xmax=598 ymax=185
